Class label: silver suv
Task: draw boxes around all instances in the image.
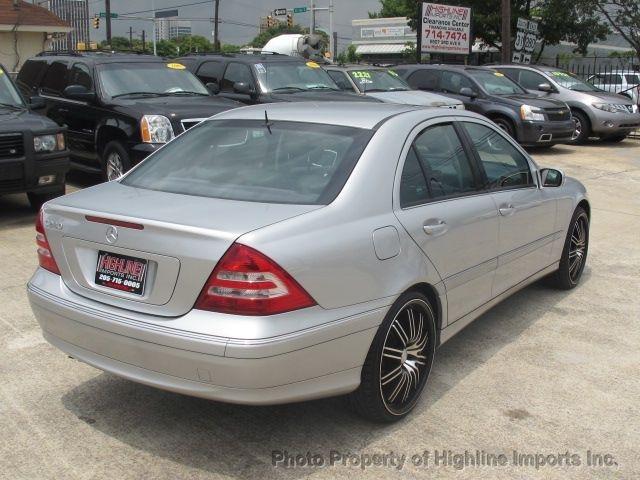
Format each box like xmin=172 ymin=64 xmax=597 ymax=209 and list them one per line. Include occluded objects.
xmin=494 ymin=64 xmax=640 ymax=143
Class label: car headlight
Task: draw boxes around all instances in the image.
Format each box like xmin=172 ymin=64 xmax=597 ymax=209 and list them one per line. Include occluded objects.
xmin=140 ymin=115 xmax=174 ymax=143
xmin=592 ymin=103 xmax=630 ymax=114
xmin=34 ymin=133 xmax=65 ymax=152
xmin=520 ymin=104 xmax=545 ymax=121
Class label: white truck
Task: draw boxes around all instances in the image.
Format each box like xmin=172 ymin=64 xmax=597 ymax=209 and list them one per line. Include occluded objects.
xmin=261 ymin=34 xmax=325 ymax=59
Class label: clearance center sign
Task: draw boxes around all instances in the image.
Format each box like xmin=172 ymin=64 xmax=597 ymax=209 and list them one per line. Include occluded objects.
xmin=420 ymin=2 xmax=472 ymax=55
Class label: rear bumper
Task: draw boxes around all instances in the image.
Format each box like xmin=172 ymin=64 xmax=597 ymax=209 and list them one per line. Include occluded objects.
xmin=518 ymin=120 xmax=574 ymax=146
xmin=27 ymin=268 xmax=383 ymax=405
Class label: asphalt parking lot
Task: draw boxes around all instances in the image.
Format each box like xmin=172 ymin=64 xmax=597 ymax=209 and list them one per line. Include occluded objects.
xmin=1 ymin=140 xmax=639 ymax=479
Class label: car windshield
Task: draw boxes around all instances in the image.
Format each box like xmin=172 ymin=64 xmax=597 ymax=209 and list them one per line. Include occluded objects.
xmin=98 ymin=62 xmax=209 ymax=98
xmin=347 ymin=69 xmax=410 ymax=92
xmin=547 ymin=70 xmax=600 ymax=92
xmin=0 ymin=68 xmax=26 ymax=108
xmin=122 ymin=120 xmax=373 ymax=205
xmin=468 ymin=70 xmax=526 ymax=95
xmin=254 ymin=61 xmax=339 ymax=92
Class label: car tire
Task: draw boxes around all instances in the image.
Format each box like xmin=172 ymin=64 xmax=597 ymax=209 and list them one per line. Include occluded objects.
xmin=27 ymin=186 xmax=65 ymax=211
xmin=491 ymin=116 xmax=515 ymax=138
xmin=102 ymin=141 xmax=131 ymax=181
xmin=546 ymin=206 xmax=589 ymax=290
xmin=569 ymin=111 xmax=590 ymax=144
xmin=347 ymin=291 xmax=436 ymax=422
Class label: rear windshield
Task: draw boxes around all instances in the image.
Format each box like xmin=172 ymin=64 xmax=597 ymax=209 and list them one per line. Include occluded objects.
xmin=122 ymin=120 xmax=373 ymax=205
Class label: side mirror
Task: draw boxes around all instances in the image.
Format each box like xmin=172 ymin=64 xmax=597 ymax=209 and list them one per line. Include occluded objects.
xmin=233 ymin=81 xmax=255 ymax=96
xmin=206 ymin=82 xmax=220 ymax=95
xmin=538 ymin=83 xmax=553 ymax=93
xmin=63 ymin=84 xmax=96 ymax=102
xmin=540 ymin=168 xmax=563 ymax=187
xmin=459 ymin=87 xmax=477 ymax=98
xmin=29 ymin=96 xmax=46 ymax=110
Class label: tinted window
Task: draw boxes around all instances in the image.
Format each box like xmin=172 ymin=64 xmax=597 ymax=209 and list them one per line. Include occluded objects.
xmin=69 ymin=63 xmax=93 ymax=91
xmin=327 ymin=70 xmax=352 ymax=91
xmin=467 ymin=70 xmax=525 ymax=95
xmin=40 ymin=61 xmax=68 ymax=96
xmin=197 ymin=60 xmax=224 ymax=84
xmin=254 ymin=61 xmax=338 ymax=92
xmin=17 ymin=59 xmax=47 ymax=92
xmin=440 ymin=71 xmax=473 ymax=94
xmin=221 ymin=63 xmax=254 ymax=92
xmin=497 ymin=68 xmax=519 ymax=83
xmin=624 ymin=74 xmax=640 ymax=84
xmin=518 ymin=69 xmax=548 ymax=90
xmin=407 ymin=69 xmax=439 ymax=90
xmin=0 ymin=66 xmax=25 ymax=107
xmin=122 ymin=120 xmax=373 ymax=205
xmin=400 ymin=148 xmax=429 ymax=207
xmin=463 ymin=122 xmax=533 ymax=189
xmin=413 ymin=124 xmax=476 ymax=199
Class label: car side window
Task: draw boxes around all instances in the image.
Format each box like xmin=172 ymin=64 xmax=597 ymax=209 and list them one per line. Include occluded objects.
xmin=16 ymin=59 xmax=47 ymax=94
xmin=462 ymin=122 xmax=534 ymax=190
xmin=69 ymin=63 xmax=93 ymax=91
xmin=400 ymin=148 xmax=429 ymax=207
xmin=221 ymin=63 xmax=254 ymax=92
xmin=412 ymin=124 xmax=477 ymax=200
xmin=197 ymin=60 xmax=224 ymax=84
xmin=518 ymin=69 xmax=548 ymax=90
xmin=40 ymin=61 xmax=68 ymax=96
xmin=440 ymin=71 xmax=472 ymax=94
xmin=407 ymin=70 xmax=439 ymax=90
xmin=327 ymin=71 xmax=352 ymax=91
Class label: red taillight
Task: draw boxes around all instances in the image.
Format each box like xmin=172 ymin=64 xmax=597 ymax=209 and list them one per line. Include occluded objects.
xmin=194 ymin=243 xmax=316 ymax=316
xmin=35 ymin=209 xmax=60 ymax=275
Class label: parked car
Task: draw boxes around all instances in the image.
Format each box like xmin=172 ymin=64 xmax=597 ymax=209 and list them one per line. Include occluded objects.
xmin=16 ymin=52 xmax=239 ymax=180
xmin=0 ymin=63 xmax=68 ymax=209
xmin=177 ymin=53 xmax=379 ymax=104
xmin=394 ymin=64 xmax=575 ymax=147
xmin=493 ymin=64 xmax=640 ymax=143
xmin=586 ymin=70 xmax=639 ymax=105
xmin=28 ymin=102 xmax=590 ymax=422
xmin=324 ymin=64 xmax=464 ymax=108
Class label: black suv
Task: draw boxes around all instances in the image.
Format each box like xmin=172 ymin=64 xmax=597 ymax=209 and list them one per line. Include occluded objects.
xmin=16 ymin=52 xmax=239 ymax=180
xmin=0 ymin=63 xmax=68 ymax=209
xmin=394 ymin=64 xmax=575 ymax=147
xmin=177 ymin=53 xmax=379 ymax=104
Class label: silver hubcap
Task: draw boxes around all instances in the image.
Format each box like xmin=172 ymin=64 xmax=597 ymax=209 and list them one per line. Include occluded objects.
xmin=571 ymin=116 xmax=582 ymax=141
xmin=569 ymin=215 xmax=587 ymax=282
xmin=379 ymin=301 xmax=430 ymax=414
xmin=106 ymin=151 xmax=124 ymax=180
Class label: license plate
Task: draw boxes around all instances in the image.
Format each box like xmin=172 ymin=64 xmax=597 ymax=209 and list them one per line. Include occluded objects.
xmin=95 ymin=250 xmax=148 ymax=296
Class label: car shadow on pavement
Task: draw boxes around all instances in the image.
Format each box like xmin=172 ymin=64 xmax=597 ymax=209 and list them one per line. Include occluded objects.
xmin=0 ymin=194 xmax=36 ymax=228
xmin=60 ymin=269 xmax=588 ymax=479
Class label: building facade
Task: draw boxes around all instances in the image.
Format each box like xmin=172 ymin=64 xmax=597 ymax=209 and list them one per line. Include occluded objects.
xmin=45 ymin=0 xmax=89 ymax=51
xmin=155 ymin=18 xmax=192 ymax=41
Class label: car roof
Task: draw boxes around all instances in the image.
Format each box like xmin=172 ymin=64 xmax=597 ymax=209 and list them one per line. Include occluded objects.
xmin=178 ymin=53 xmax=308 ymax=65
xmin=491 ymin=64 xmax=558 ymax=72
xmin=325 ymin=64 xmax=386 ymax=71
xmin=208 ymin=101 xmax=478 ymax=129
xmin=395 ymin=64 xmax=493 ymax=73
xmin=31 ymin=52 xmax=166 ymax=65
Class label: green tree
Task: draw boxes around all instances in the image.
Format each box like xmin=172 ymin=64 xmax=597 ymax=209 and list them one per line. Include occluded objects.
xmin=336 ymin=44 xmax=361 ymax=64
xmin=581 ymin=0 xmax=640 ymax=58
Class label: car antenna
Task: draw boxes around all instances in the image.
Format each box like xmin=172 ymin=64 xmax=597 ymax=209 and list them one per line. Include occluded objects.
xmin=264 ymin=110 xmax=272 ymax=134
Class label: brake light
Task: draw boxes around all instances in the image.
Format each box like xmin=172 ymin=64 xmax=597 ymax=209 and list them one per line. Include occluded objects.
xmin=35 ymin=210 xmax=60 ymax=275
xmin=194 ymin=243 xmax=316 ymax=316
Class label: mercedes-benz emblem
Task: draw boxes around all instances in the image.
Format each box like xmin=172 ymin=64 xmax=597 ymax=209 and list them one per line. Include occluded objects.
xmin=105 ymin=226 xmax=118 ymax=244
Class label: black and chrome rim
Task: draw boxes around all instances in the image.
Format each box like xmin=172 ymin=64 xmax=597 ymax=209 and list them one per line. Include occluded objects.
xmin=571 ymin=116 xmax=582 ymax=141
xmin=106 ymin=151 xmax=124 ymax=180
xmin=379 ymin=300 xmax=431 ymax=415
xmin=569 ymin=214 xmax=588 ymax=282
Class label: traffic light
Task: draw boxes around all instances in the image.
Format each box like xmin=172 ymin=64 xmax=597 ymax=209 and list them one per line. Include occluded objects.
xmin=266 ymin=15 xmax=273 ymax=28
xmin=286 ymin=13 xmax=293 ymax=28
xmin=92 ymin=16 xmax=100 ymax=29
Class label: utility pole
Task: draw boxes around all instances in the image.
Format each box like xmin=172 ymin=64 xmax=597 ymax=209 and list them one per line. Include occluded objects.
xmin=501 ymin=0 xmax=511 ymax=63
xmin=105 ymin=0 xmax=112 ymax=44
xmin=129 ymin=26 xmax=133 ymax=48
xmin=213 ymin=0 xmax=220 ymax=51
xmin=328 ymin=0 xmax=334 ymax=59
xmin=310 ymin=1 xmax=315 ymax=34
xmin=332 ymin=31 xmax=337 ymax=59
xmin=141 ymin=29 xmax=146 ymax=52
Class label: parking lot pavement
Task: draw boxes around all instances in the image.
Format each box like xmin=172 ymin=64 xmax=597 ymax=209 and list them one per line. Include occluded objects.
xmin=1 ymin=141 xmax=639 ymax=480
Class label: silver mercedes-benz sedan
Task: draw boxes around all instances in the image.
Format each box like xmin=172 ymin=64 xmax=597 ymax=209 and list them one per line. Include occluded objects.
xmin=27 ymin=102 xmax=590 ymax=422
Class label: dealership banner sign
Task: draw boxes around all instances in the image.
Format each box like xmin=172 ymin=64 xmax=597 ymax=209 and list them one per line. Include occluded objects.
xmin=420 ymin=2 xmax=472 ymax=55
xmin=512 ymin=17 xmax=539 ymax=64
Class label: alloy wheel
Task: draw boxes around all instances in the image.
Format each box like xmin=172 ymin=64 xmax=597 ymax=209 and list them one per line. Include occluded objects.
xmin=106 ymin=151 xmax=124 ymax=180
xmin=569 ymin=214 xmax=588 ymax=282
xmin=379 ymin=300 xmax=431 ymax=414
xmin=571 ymin=116 xmax=582 ymax=141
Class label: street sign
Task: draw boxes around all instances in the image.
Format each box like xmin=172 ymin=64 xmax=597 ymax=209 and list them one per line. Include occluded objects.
xmin=512 ymin=17 xmax=538 ymax=64
xmin=98 ymin=12 xmax=118 ymax=18
xmin=155 ymin=9 xmax=179 ymax=18
xmin=293 ymin=6 xmax=307 ymax=13
xmin=273 ymin=8 xmax=287 ymax=16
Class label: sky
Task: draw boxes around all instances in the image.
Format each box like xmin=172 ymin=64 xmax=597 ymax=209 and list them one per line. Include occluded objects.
xmin=87 ymin=0 xmax=383 ymax=51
